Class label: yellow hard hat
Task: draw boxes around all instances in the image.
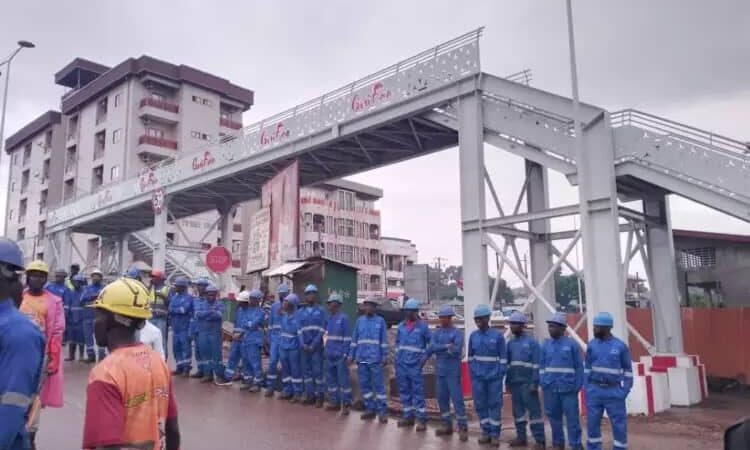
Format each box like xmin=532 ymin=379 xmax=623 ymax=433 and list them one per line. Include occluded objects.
xmin=25 ymin=260 xmax=49 ymax=274
xmin=90 ymin=278 xmax=152 ymax=320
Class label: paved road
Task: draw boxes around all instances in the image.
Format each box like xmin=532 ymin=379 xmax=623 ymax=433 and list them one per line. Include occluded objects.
xmin=39 ymin=360 xmax=479 ymax=450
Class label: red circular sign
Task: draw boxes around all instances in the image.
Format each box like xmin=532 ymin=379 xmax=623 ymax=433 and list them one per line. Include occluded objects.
xmin=205 ymin=246 xmax=231 ymax=273
xmin=151 ymin=188 xmax=166 ymax=215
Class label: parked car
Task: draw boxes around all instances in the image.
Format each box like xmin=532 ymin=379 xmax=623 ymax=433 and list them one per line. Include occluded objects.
xmin=358 ymin=298 xmax=405 ymax=328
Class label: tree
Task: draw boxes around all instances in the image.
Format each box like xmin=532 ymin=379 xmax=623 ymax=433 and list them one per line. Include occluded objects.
xmin=488 ymin=276 xmax=514 ymax=306
xmin=554 ymin=268 xmax=585 ymax=310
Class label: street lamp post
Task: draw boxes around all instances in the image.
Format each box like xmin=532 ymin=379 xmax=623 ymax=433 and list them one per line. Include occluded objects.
xmin=0 ymin=40 xmax=35 ymax=234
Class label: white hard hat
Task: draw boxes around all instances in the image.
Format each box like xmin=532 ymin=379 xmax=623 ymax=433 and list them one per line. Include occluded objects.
xmin=237 ymin=290 xmax=251 ymax=303
xmin=90 ymin=268 xmax=103 ymax=276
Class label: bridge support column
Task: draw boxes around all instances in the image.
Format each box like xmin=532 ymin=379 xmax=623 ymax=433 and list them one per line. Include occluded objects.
xmin=218 ymin=205 xmax=236 ymax=293
xmin=118 ymin=233 xmax=130 ymax=275
xmin=152 ymin=196 xmax=170 ymax=274
xmin=577 ymin=118 xmax=627 ymax=340
xmin=458 ymin=92 xmax=488 ymax=345
xmin=644 ymin=195 xmax=684 ymax=353
xmin=58 ymin=229 xmax=73 ymax=273
xmin=526 ymin=161 xmax=555 ymax=338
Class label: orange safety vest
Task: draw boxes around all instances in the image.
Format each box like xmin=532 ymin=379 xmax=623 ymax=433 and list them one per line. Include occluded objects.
xmin=88 ymin=344 xmax=172 ymax=449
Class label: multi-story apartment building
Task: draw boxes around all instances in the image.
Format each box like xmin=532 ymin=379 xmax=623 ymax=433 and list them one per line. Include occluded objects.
xmin=5 ymin=56 xmax=254 ymax=277
xmin=298 ymin=179 xmax=384 ymax=300
xmin=381 ymin=236 xmax=418 ymax=300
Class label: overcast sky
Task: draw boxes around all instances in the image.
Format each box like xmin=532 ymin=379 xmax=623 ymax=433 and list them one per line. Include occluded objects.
xmin=0 ymin=0 xmax=748 ymax=287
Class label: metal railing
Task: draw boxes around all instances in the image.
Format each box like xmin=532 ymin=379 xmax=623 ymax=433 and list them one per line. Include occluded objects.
xmin=140 ymin=97 xmax=179 ymax=113
xmin=138 ymin=135 xmax=178 ymax=150
xmin=220 ymin=117 xmax=242 ymax=130
xmin=611 ymin=109 xmax=749 ymax=161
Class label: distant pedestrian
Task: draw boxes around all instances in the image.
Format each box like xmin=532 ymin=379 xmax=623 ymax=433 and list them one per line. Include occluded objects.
xmin=324 ymin=293 xmax=352 ymax=415
xmin=506 ymin=311 xmax=545 ymax=448
xmin=585 ymin=312 xmax=633 ymax=450
xmin=540 ymin=312 xmax=583 ymax=450
xmin=428 ymin=305 xmax=468 ymax=441
xmin=350 ymin=296 xmax=389 ymax=424
xmin=468 ymin=304 xmax=506 ymax=446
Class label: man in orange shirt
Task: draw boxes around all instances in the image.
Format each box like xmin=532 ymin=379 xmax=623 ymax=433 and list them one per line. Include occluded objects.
xmin=82 ymin=278 xmax=180 ymax=450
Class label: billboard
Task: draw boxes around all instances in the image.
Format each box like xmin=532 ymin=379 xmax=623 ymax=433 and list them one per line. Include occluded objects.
xmin=246 ymin=207 xmax=271 ymax=273
xmin=261 ymin=160 xmax=299 ymax=269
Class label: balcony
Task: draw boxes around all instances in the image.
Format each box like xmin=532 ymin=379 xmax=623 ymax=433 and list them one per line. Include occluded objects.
xmin=64 ymin=158 xmax=77 ymax=179
xmin=137 ymin=135 xmax=178 ymax=160
xmin=220 ymin=117 xmax=242 ymax=130
xmin=139 ymin=98 xmax=179 ymax=124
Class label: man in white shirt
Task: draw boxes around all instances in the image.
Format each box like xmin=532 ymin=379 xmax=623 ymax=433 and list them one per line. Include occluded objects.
xmin=138 ymin=320 xmax=166 ymax=360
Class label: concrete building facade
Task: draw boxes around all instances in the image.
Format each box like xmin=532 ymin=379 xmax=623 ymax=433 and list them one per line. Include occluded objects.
xmin=5 ymin=56 xmax=253 ymax=278
xmin=381 ymin=236 xmax=418 ymax=300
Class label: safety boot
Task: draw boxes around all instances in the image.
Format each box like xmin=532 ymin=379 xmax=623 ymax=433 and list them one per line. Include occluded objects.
xmin=378 ymin=414 xmax=388 ymax=424
xmin=360 ymin=411 xmax=376 ymax=420
xmin=458 ymin=427 xmax=468 ymax=442
xmin=290 ymin=395 xmax=302 ymax=404
xmin=86 ymin=357 xmax=96 ymax=364
xmin=435 ymin=425 xmax=453 ymax=436
xmin=248 ymin=385 xmax=261 ymax=393
xmin=325 ymin=403 xmax=340 ymax=411
xmin=189 ymin=372 xmax=204 ymax=379
xmin=65 ymin=344 xmax=76 ymax=361
xmin=478 ymin=434 xmax=492 ymax=445
xmin=264 ymin=389 xmax=275 ymax=397
xmin=415 ymin=420 xmax=427 ymax=432
xmin=490 ymin=437 xmax=501 ymax=447
xmin=315 ymin=397 xmax=324 ymax=408
xmin=551 ymin=445 xmax=565 ymax=450
xmin=200 ymin=375 xmax=214 ymax=383
xmin=279 ymin=392 xmax=292 ymax=400
xmin=341 ymin=404 xmax=351 ymax=416
xmin=509 ymin=438 xmax=528 ymax=447
xmin=532 ymin=443 xmax=546 ymax=449
xmin=239 ymin=380 xmax=251 ymax=390
xmin=397 ymin=417 xmax=415 ymax=428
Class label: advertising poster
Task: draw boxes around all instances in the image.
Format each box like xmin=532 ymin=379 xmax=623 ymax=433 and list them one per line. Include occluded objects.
xmin=261 ymin=160 xmax=299 ymax=269
xmin=246 ymin=207 xmax=271 ymax=273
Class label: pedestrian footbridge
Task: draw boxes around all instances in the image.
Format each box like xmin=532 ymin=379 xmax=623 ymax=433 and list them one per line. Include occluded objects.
xmin=45 ymin=28 xmax=749 ymax=349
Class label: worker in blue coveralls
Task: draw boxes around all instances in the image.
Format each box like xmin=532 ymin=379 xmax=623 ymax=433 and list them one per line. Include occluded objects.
xmin=46 ymin=269 xmax=72 ymax=345
xmin=0 ymin=237 xmax=45 ymax=450
xmin=350 ymin=296 xmax=389 ymax=424
xmin=428 ymin=305 xmax=468 ymax=442
xmin=540 ymin=312 xmax=584 ymax=450
xmin=395 ymin=298 xmax=431 ymax=431
xmin=168 ymin=276 xmax=194 ymax=376
xmin=224 ymin=291 xmax=248 ymax=385
xmin=189 ymin=278 xmax=210 ymax=379
xmin=265 ymin=283 xmax=289 ymax=396
xmin=468 ymin=304 xmax=507 ymax=446
xmin=279 ymin=293 xmax=303 ymax=402
xmin=64 ymin=274 xmax=87 ymax=361
xmin=298 ymin=284 xmax=327 ymax=407
xmin=506 ymin=311 xmax=545 ymax=449
xmin=585 ymin=312 xmax=633 ymax=450
xmin=324 ymin=293 xmax=352 ymax=415
xmin=194 ymin=284 xmax=231 ymax=386
xmin=80 ymin=269 xmax=106 ymax=363
xmin=239 ymin=289 xmax=266 ymax=392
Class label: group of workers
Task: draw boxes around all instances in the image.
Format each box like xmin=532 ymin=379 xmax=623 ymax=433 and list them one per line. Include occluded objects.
xmin=0 ymin=239 xmax=632 ymax=450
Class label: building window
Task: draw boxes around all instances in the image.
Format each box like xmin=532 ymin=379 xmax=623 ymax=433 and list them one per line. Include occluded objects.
xmin=114 ymin=93 xmax=122 ymax=108
xmin=8 ymin=209 xmax=13 ymax=221
xmin=67 ymin=115 xmax=78 ymax=140
xmin=96 ymin=97 xmax=108 ymax=124
xmin=313 ymin=214 xmax=325 ymax=233
xmin=304 ymin=213 xmax=312 ymax=232
xmin=678 ymin=247 xmax=716 ymax=271
xmin=147 ymin=128 xmax=165 ymax=139
xmin=44 ymin=131 xmax=52 ymax=153
xmin=151 ymin=92 xmax=165 ymax=101
xmin=112 ymin=128 xmax=122 ymax=144
xmin=345 ymin=219 xmax=355 ymax=237
xmin=42 ymin=159 xmax=50 ymax=183
xmin=64 ymin=179 xmax=76 ymax=202
xmin=22 ymin=144 xmax=31 ymax=166
xmin=370 ymin=224 xmax=380 ymax=240
xmin=192 ymin=95 xmax=212 ymax=107
xmin=304 ymin=241 xmax=313 ymax=258
xmin=191 ymin=131 xmax=211 ymax=141
xmin=17 ymin=228 xmax=25 ymax=241
xmin=20 ymin=170 xmax=29 ymax=194
xmin=39 ymin=190 xmax=48 ymax=214
xmin=94 ymin=130 xmax=106 ymax=160
xmin=166 ymin=233 xmax=176 ymax=246
xmin=19 ymin=199 xmax=27 ymax=222
xmin=340 ymin=245 xmax=354 ymax=263
xmin=65 ymin=146 xmax=77 ymax=174
xmin=12 ymin=152 xmax=18 ymax=166
xmin=92 ymin=165 xmax=104 ymax=190
xmin=336 ymin=218 xmax=345 ymax=236
xmin=337 ymin=190 xmax=354 ymax=211
xmin=326 ymin=216 xmax=334 ymax=234
xmin=37 ymin=221 xmax=46 ymax=240
xmin=110 ymin=165 xmax=120 ymax=182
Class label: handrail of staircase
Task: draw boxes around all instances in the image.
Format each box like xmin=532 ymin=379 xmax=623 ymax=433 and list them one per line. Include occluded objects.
xmin=611 ymin=109 xmax=749 ymax=160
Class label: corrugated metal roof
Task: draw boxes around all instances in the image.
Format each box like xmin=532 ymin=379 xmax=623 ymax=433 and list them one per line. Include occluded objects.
xmin=673 ymin=229 xmax=750 ymax=244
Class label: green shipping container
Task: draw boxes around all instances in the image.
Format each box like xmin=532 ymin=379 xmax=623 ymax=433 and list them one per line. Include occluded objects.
xmin=287 ymin=257 xmax=359 ymax=324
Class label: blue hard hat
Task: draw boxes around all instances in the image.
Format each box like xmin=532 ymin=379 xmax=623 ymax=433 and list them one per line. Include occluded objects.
xmin=304 ymin=284 xmax=318 ymax=294
xmin=0 ymin=238 xmax=25 ymax=271
xmin=593 ymin=312 xmax=614 ymax=327
xmin=174 ymin=276 xmax=190 ymax=287
xmin=327 ymin=293 xmax=343 ymax=304
xmin=195 ymin=277 xmax=210 ymax=286
xmin=277 ymin=283 xmax=290 ymax=294
xmin=125 ymin=267 xmax=140 ymax=279
xmin=72 ymin=274 xmax=86 ymax=283
xmin=508 ymin=311 xmax=527 ymax=324
xmin=546 ymin=312 xmax=568 ymax=327
xmin=205 ymin=284 xmax=219 ymax=294
xmin=249 ymin=289 xmax=263 ymax=299
xmin=284 ymin=293 xmax=299 ymax=306
xmin=404 ymin=298 xmax=421 ymax=310
xmin=473 ymin=304 xmax=492 ymax=319
xmin=438 ymin=305 xmax=454 ymax=317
